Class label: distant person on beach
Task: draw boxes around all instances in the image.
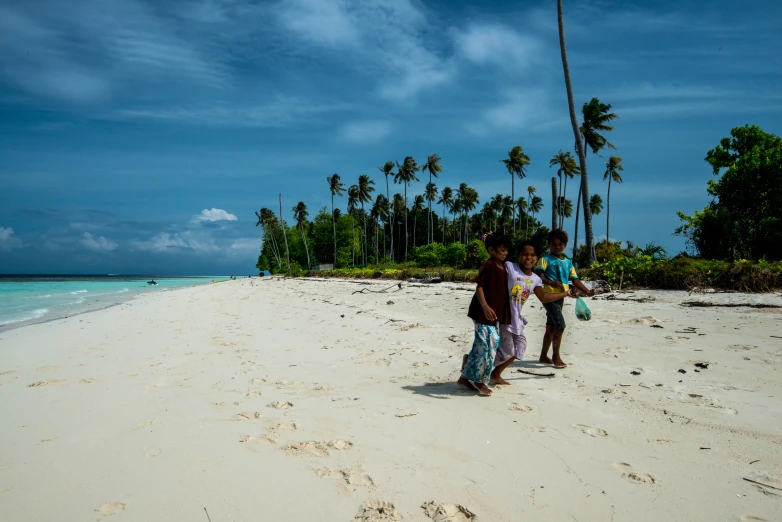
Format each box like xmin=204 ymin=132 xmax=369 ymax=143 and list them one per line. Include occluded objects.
xmin=457 ymin=233 xmax=511 ymax=396
xmin=490 ymin=241 xmax=574 ymax=384
xmin=534 ymin=229 xmax=594 ymax=369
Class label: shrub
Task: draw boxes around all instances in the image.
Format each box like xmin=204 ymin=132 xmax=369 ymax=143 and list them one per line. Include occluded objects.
xmin=465 ymin=239 xmax=488 ymax=269
xmin=410 ymin=243 xmax=446 ymax=267
xmin=441 ymin=243 xmax=467 ymax=268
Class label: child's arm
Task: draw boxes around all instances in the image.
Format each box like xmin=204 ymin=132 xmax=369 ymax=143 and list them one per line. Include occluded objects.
xmin=571 ymin=278 xmax=595 ymax=297
xmin=533 ymin=286 xmax=571 ymax=303
xmin=475 ymin=286 xmax=498 ymax=322
xmin=534 ymin=269 xmax=564 ymax=290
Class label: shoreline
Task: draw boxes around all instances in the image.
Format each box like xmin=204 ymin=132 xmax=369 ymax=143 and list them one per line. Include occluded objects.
xmin=1 ymin=278 xmax=780 ymax=521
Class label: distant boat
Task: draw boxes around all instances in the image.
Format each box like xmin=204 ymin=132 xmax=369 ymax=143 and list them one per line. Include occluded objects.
xmin=147 ymin=280 xmax=158 ymax=285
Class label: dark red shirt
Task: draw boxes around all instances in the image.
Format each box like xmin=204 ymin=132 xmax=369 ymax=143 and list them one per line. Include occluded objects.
xmin=467 ymin=259 xmax=511 ymax=326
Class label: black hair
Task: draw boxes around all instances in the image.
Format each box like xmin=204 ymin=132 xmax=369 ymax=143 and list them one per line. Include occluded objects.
xmin=548 ymin=228 xmax=569 ymax=244
xmin=484 ymin=233 xmax=510 ymax=252
xmin=516 ymin=240 xmax=539 ymax=257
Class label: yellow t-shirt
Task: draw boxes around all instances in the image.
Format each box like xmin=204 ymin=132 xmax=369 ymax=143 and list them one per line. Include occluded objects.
xmin=534 ymin=254 xmax=578 ymax=293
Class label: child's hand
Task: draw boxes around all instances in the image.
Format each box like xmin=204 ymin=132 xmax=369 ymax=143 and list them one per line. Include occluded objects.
xmin=482 ymin=304 xmax=498 ymax=322
xmin=549 ymin=280 xmax=564 ymax=290
xmin=586 ymin=289 xmax=596 ymax=297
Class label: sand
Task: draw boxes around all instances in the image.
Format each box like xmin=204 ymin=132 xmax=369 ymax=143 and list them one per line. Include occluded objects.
xmin=0 ymin=278 xmax=780 ymax=521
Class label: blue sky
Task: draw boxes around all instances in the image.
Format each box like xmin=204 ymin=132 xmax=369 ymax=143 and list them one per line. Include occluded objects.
xmin=1 ymin=0 xmax=781 ymax=274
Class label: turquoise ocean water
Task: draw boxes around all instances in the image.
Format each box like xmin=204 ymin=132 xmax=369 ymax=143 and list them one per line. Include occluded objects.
xmin=0 ymin=275 xmax=227 ymax=330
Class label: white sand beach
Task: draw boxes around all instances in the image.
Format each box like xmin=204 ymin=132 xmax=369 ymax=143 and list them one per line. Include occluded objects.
xmin=0 ymin=278 xmax=780 ymax=521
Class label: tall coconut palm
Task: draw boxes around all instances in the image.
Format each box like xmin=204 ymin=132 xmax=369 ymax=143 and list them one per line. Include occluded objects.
xmin=412 ymin=194 xmax=425 ymax=247
xmin=558 ymin=0 xmax=596 ymax=264
xmin=347 ymin=185 xmax=360 ymax=267
xmin=451 ymin=196 xmax=463 ymax=243
xmin=394 ymin=156 xmax=419 ymax=257
xmin=278 ymin=194 xmax=291 ymax=272
xmin=551 ymin=177 xmax=559 ymax=230
xmin=391 ymin=193 xmax=405 ymax=260
xmin=292 ymin=201 xmax=311 ymax=269
xmin=255 ymin=207 xmax=282 ymax=268
xmin=357 ymin=174 xmax=375 ymax=266
xmin=557 ymin=197 xmax=573 ymax=222
xmin=526 ymin=186 xmax=537 ymax=237
xmin=529 ymin=195 xmax=543 ymax=233
xmin=421 ymin=153 xmax=442 ymax=243
xmin=603 ymin=156 xmax=624 ymax=242
xmin=550 ymin=150 xmax=580 ymax=228
xmin=424 ymin=182 xmax=438 ymax=244
xmin=438 ymin=186 xmax=454 ymax=245
xmin=516 ymin=196 xmax=527 ymax=231
xmin=378 ymin=161 xmax=396 ymax=260
xmin=371 ymin=194 xmax=388 ymax=262
xmin=458 ymin=183 xmax=479 ymax=243
xmin=327 ymin=174 xmax=345 ymax=265
xmin=590 ymin=194 xmax=603 ymax=216
xmin=501 ymin=195 xmax=513 ymax=234
xmin=501 ymin=146 xmax=531 ymax=233
xmin=482 ymin=202 xmax=495 ymax=233
xmin=490 ymin=194 xmax=504 ymax=232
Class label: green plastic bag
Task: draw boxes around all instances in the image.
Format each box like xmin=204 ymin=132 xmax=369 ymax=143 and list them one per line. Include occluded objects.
xmin=575 ymin=297 xmax=592 ymax=321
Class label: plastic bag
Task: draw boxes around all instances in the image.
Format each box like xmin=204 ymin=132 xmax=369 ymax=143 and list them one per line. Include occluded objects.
xmin=575 ymin=297 xmax=592 ymax=321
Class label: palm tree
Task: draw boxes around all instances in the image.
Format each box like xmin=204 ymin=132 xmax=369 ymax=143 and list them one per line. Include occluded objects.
xmin=558 ymin=0 xmax=597 ymax=264
xmin=451 ymin=196 xmax=463 ymax=243
xmin=424 ymin=182 xmax=438 ymax=244
xmin=412 ymin=194 xmax=425 ymax=247
xmin=526 ymin=186 xmax=537 ymax=237
xmin=438 ymin=186 xmax=454 ymax=245
xmin=501 ymin=146 xmax=531 ymax=233
xmin=371 ymin=194 xmax=389 ymax=262
xmin=557 ymin=197 xmax=573 ymax=222
xmin=378 ymin=161 xmax=396 ymax=260
xmin=482 ymin=202 xmax=495 ymax=233
xmin=458 ymin=183 xmax=479 ymax=243
xmin=639 ymin=242 xmax=668 ymax=260
xmin=589 ymin=194 xmax=603 ymax=216
xmin=489 ymin=194 xmax=504 ymax=232
xmin=394 ymin=156 xmax=419 ymax=257
xmin=357 ymin=174 xmax=375 ymax=266
xmin=501 ymin=195 xmax=513 ymax=234
xmin=392 ymin=193 xmax=405 ymax=259
xmin=575 ymin=97 xmax=618 ymax=256
xmin=327 ymin=174 xmax=345 ymax=265
xmin=603 ymin=156 xmax=624 ymax=242
xmin=255 ymin=208 xmax=281 ymax=268
xmin=292 ymin=201 xmax=311 ymax=269
xmin=516 ymin=196 xmax=527 ymax=231
xmin=551 ymin=177 xmax=558 ymax=230
xmin=421 ymin=153 xmax=442 ymax=243
xmin=529 ymin=195 xmax=543 ymax=233
xmin=550 ymin=151 xmax=580 ymax=228
xmin=278 ymin=194 xmax=291 ymax=273
xmin=347 ymin=185 xmax=360 ymax=267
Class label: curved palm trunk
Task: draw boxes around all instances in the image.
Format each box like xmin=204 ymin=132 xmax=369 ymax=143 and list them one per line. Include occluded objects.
xmin=551 ymin=177 xmax=558 ymax=230
xmin=573 ymin=177 xmax=583 ymax=259
xmin=428 ymin=172 xmax=432 ymax=244
xmin=351 ymin=215 xmax=355 ymax=267
xmin=375 ymin=217 xmax=379 ymax=263
xmin=413 ymin=209 xmax=417 ymax=248
xmin=404 ymin=186 xmax=409 ymax=258
xmin=526 ymin=195 xmax=531 ymax=237
xmin=279 ymin=195 xmax=291 ymax=273
xmin=266 ymin=226 xmax=282 ymax=268
xmin=511 ymin=176 xmax=515 ymax=234
xmin=300 ymin=224 xmax=311 ymax=269
xmin=561 ymin=175 xmax=569 ymax=228
xmin=606 ymin=175 xmax=612 ymax=243
xmin=386 ymin=176 xmax=393 ymax=262
xmin=361 ymin=202 xmax=367 ymax=266
xmin=442 ymin=203 xmax=446 ymax=245
xmin=558 ymin=0 xmax=595 ymax=264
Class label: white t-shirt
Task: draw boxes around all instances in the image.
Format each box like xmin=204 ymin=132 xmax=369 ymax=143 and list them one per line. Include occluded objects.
xmin=504 ymin=262 xmax=543 ymax=335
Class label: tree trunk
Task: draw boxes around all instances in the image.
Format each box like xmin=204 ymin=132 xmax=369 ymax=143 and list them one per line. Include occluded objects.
xmin=558 ymin=0 xmax=595 ymax=265
xmin=404 ymin=186 xmax=409 ymax=258
xmin=551 ymin=176 xmax=562 ymax=230
xmin=573 ymin=177 xmax=583 ymax=259
xmin=526 ymin=195 xmax=531 ymax=237
xmin=428 ymin=172 xmax=432 ymax=244
xmin=375 ymin=218 xmax=379 ymax=263
xmin=413 ymin=210 xmax=417 ymax=248
xmin=351 ymin=214 xmax=355 ymax=267
xmin=561 ymin=175 xmax=569 ymax=228
xmin=361 ymin=202 xmax=366 ymax=266
xmin=386 ymin=176 xmax=393 ymax=262
xmin=606 ymin=175 xmax=612 ymax=243
xmin=300 ymin=224 xmax=311 ymax=269
xmin=442 ymin=203 xmax=446 ymax=245
xmin=279 ymin=194 xmax=290 ymax=273
xmin=331 ymin=194 xmax=337 ymax=265
xmin=511 ymin=175 xmax=515 ymax=234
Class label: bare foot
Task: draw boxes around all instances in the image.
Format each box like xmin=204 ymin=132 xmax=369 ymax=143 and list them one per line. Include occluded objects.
xmin=490 ymin=376 xmax=510 ymax=385
xmin=457 ymin=376 xmax=471 ymax=388
xmin=539 ymin=355 xmax=553 ymax=365
xmin=553 ymin=358 xmax=568 ymax=369
xmin=473 ymin=382 xmax=493 ymax=395
xmin=461 ymin=354 xmax=468 ymax=371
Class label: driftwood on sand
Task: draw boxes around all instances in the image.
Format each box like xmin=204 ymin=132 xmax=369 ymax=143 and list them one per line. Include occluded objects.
xmin=680 ymin=301 xmax=782 ymax=309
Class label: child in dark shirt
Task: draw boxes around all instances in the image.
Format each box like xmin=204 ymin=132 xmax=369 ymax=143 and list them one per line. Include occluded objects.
xmin=457 ymin=234 xmax=511 ymax=396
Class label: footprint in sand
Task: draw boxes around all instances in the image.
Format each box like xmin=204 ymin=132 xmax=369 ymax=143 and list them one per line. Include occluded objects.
xmin=680 ymin=394 xmax=738 ymax=415
xmin=615 ymin=462 xmax=655 ymax=484
xmin=267 ymin=401 xmax=293 ymax=409
xmin=421 ymin=501 xmax=476 ymax=522
xmin=145 ymin=448 xmax=161 ymax=458
xmin=508 ymin=403 xmax=532 ymax=413
xmin=136 ymin=420 xmax=153 ymax=429
xmin=413 ymin=362 xmax=429 ymax=368
xmin=244 ymin=390 xmax=263 ymax=398
xmin=0 ymin=370 xmax=17 ymax=376
xmin=97 ymin=501 xmax=125 ymax=518
xmin=572 ymin=424 xmax=608 ymax=437
xmin=78 ymin=378 xmax=96 ymax=384
xmin=353 ymin=500 xmax=401 ymax=521
xmin=739 ymin=517 xmax=769 ymax=522
xmin=27 ymin=380 xmax=64 ymax=387
xmin=284 ymin=440 xmax=352 ymax=457
xmin=231 ymin=412 xmax=261 ymax=421
xmin=315 ymin=468 xmax=375 ymax=486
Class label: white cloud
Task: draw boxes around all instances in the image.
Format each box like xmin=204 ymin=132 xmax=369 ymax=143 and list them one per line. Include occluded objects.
xmin=457 ymin=23 xmax=544 ymax=71
xmin=338 ymin=120 xmax=393 ymax=143
xmin=228 ymin=237 xmax=261 ymax=252
xmin=80 ymin=232 xmax=118 ymax=252
xmin=467 ymin=89 xmax=567 ymax=135
xmin=131 ymin=231 xmax=219 ymax=253
xmin=196 ymin=208 xmax=238 ymax=222
xmin=0 ymin=227 xmax=23 ymax=251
